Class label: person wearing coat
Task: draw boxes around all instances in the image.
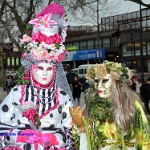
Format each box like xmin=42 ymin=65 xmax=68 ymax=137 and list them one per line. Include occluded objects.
xmin=129 ymin=74 xmax=140 ymax=93
xmin=140 ymin=77 xmax=150 ymax=114
xmin=72 ymin=76 xmax=81 ymax=105
xmin=70 ymin=61 xmax=150 ymax=150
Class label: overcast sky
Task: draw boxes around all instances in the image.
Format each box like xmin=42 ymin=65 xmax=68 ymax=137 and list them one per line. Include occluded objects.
xmin=68 ymin=0 xmax=150 ymax=26
xmin=118 ymin=0 xmax=150 ymax=14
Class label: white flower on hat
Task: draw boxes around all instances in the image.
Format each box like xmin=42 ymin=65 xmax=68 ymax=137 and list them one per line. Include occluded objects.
xmin=30 ymin=47 xmax=49 ymax=60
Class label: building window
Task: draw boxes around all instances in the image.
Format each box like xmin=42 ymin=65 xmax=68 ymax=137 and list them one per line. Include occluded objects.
xmin=135 ymin=42 xmax=146 ymax=56
xmin=102 ymin=38 xmax=110 ymax=48
xmin=73 ymin=42 xmax=80 ymax=50
xmin=12 ymin=57 xmax=15 ymax=66
xmin=80 ymin=41 xmax=87 ymax=50
xmin=147 ymin=42 xmax=150 ymax=55
xmin=7 ymin=57 xmax=10 ymax=66
xmin=16 ymin=57 xmax=19 ymax=66
xmin=143 ymin=42 xmax=146 ymax=55
xmin=87 ymin=40 xmax=94 ymax=49
xmin=95 ymin=39 xmax=102 ymax=48
xmin=122 ymin=43 xmax=134 ymax=57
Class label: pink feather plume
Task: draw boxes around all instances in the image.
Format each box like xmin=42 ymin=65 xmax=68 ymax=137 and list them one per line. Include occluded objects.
xmin=35 ymin=3 xmax=64 ymax=18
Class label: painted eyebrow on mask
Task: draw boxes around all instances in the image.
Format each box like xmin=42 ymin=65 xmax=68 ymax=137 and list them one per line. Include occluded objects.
xmin=102 ymin=79 xmax=109 ymax=83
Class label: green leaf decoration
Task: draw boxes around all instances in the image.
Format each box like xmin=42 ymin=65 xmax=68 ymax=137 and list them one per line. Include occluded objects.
xmin=37 ymin=121 xmax=41 ymax=126
xmin=65 ymin=46 xmax=78 ymax=51
xmin=34 ymin=114 xmax=38 ymax=121
xmin=26 ymin=23 xmax=32 ymax=30
xmin=55 ymin=43 xmax=60 ymax=49
xmin=15 ymin=66 xmax=30 ymax=85
xmin=34 ymin=114 xmax=41 ymax=127
xmin=25 ymin=23 xmax=33 ymax=36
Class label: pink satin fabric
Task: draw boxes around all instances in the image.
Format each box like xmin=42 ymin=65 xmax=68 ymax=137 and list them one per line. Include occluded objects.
xmin=49 ymin=148 xmax=66 ymax=150
xmin=16 ymin=129 xmax=58 ymax=149
xmin=3 ymin=146 xmax=23 ymax=150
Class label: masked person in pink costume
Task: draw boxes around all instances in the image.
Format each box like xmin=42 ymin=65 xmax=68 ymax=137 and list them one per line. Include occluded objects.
xmin=0 ymin=3 xmax=75 ymax=150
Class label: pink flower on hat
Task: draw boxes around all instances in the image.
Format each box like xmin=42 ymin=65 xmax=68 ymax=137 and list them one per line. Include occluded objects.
xmin=29 ymin=13 xmax=56 ymax=29
xmin=19 ymin=34 xmax=32 ymax=44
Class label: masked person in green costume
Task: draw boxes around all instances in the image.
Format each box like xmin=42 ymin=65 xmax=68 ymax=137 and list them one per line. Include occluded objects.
xmin=70 ymin=60 xmax=150 ymax=150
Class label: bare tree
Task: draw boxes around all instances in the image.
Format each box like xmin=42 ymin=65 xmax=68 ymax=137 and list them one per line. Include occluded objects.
xmin=65 ymin=0 xmax=120 ymax=25
xmin=0 ymin=0 xmax=47 ymax=49
xmin=0 ymin=0 xmax=94 ymax=49
xmin=0 ymin=0 xmax=121 ymax=50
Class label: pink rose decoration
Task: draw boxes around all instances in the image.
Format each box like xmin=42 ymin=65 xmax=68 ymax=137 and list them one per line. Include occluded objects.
xmin=23 ymin=71 xmax=30 ymax=81
xmin=53 ymin=34 xmax=61 ymax=44
xmin=57 ymin=53 xmax=65 ymax=62
xmin=44 ymin=36 xmax=54 ymax=45
xmin=32 ymin=31 xmax=61 ymax=44
xmin=21 ymin=53 xmax=27 ymax=58
xmin=23 ymin=108 xmax=37 ymax=127
xmin=23 ymin=76 xmax=30 ymax=81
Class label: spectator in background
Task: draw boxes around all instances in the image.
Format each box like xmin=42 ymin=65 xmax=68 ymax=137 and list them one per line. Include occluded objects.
xmin=5 ymin=76 xmax=12 ymax=94
xmin=130 ymin=74 xmax=140 ymax=93
xmin=140 ymin=77 xmax=150 ymax=114
xmin=82 ymin=78 xmax=89 ymax=93
xmin=72 ymin=76 xmax=81 ymax=105
xmin=11 ymin=76 xmax=16 ymax=87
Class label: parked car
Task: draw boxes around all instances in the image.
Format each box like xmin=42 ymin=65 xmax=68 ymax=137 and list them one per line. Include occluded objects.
xmin=78 ymin=64 xmax=94 ymax=78
xmin=70 ymin=68 xmax=78 ymax=75
xmin=5 ymin=70 xmax=11 ymax=76
xmin=10 ymin=71 xmax=17 ymax=77
xmin=5 ymin=70 xmax=17 ymax=77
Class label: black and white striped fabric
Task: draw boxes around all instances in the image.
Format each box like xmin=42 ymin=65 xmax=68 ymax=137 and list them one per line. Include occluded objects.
xmin=24 ymin=84 xmax=56 ymax=116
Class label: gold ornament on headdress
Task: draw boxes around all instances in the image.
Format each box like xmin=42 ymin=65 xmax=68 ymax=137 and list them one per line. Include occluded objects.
xmin=86 ymin=60 xmax=130 ymax=85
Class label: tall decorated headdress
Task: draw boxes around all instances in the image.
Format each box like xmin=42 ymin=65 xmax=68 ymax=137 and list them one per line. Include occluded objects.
xmin=16 ymin=3 xmax=74 ymax=99
xmin=20 ymin=3 xmax=68 ymax=72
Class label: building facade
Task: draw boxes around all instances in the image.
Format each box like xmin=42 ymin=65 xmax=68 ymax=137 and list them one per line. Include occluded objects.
xmin=2 ymin=43 xmax=21 ymax=74
xmin=64 ymin=7 xmax=150 ymax=74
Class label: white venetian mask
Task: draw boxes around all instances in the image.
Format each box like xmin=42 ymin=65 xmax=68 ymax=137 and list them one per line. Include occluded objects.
xmin=96 ymin=74 xmax=113 ymax=98
xmin=32 ymin=62 xmax=55 ymax=86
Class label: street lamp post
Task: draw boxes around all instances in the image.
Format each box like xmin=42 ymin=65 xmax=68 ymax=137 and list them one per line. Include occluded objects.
xmin=139 ymin=4 xmax=144 ymax=83
xmin=125 ymin=0 xmax=150 ymax=83
xmin=97 ymin=0 xmax=101 ymax=63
